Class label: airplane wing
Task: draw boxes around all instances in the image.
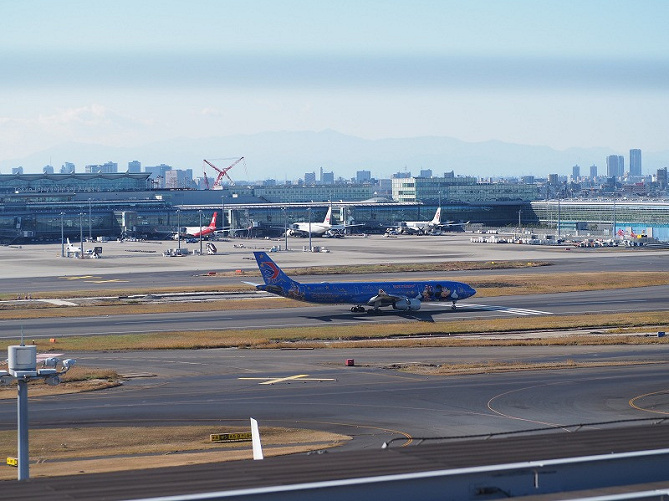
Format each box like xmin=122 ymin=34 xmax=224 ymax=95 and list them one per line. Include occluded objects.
xmin=367 ymin=288 xmax=422 ymax=311
xmin=366 ymin=289 xmax=405 ymax=308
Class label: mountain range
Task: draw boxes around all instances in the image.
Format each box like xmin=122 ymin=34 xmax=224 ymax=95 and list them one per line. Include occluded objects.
xmin=2 ymin=130 xmax=666 ymax=181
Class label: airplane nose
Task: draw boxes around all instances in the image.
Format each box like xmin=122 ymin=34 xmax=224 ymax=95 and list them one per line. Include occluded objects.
xmin=465 ymin=285 xmax=476 ymax=298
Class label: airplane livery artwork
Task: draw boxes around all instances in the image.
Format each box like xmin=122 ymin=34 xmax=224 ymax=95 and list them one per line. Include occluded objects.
xmin=250 ymin=252 xmax=476 ymax=313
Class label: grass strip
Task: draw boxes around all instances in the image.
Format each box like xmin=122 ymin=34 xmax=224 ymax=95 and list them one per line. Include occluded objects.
xmin=0 ymin=368 xmax=121 ymax=399
xmin=0 ymin=426 xmax=349 ymax=480
xmin=6 ymin=311 xmax=666 ymax=352
xmin=390 ymin=360 xmax=664 ymax=376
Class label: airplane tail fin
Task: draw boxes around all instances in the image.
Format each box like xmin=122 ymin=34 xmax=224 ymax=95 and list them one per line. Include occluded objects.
xmin=253 ymin=251 xmax=299 ymax=294
xmin=431 ymin=207 xmax=442 ymax=225
xmin=323 ymin=206 xmax=332 ymax=225
xmin=209 ymin=212 xmax=217 ymax=229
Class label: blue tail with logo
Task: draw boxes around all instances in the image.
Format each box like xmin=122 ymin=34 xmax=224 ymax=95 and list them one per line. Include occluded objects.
xmin=253 ymin=252 xmax=300 ymax=296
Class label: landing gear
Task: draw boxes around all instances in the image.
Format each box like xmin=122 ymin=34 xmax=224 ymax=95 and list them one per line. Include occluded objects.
xmin=351 ymin=305 xmax=366 ymax=313
xmin=451 ymin=301 xmax=457 ymax=310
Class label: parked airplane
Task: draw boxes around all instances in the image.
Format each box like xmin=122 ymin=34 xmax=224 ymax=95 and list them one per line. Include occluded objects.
xmin=287 ymin=207 xmax=362 ymax=237
xmin=172 ymin=212 xmax=220 ymax=240
xmin=66 ymin=238 xmax=83 ymax=257
xmin=250 ymin=251 xmax=476 ymax=312
xmin=396 ymin=208 xmax=467 ymax=235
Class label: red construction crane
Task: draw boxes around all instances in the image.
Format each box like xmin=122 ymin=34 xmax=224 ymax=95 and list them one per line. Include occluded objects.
xmin=202 ymin=157 xmax=244 ymax=189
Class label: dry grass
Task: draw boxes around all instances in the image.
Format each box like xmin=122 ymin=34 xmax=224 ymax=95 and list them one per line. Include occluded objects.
xmin=0 ymin=426 xmax=349 ymax=480
xmin=4 ymin=311 xmax=665 ymax=353
xmin=466 ymin=271 xmax=669 ymax=296
xmin=389 ymin=359 xmax=665 ymax=376
xmin=0 ymin=367 xmax=120 ymax=399
xmin=0 ymin=297 xmax=295 ymax=320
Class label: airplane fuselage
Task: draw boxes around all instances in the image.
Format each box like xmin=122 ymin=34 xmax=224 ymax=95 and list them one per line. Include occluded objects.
xmin=288 ymin=222 xmax=331 ymax=237
xmin=270 ymin=280 xmax=475 ymax=305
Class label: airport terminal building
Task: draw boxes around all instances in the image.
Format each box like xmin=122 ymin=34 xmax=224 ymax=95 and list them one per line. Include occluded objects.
xmin=0 ymin=173 xmax=667 ymax=242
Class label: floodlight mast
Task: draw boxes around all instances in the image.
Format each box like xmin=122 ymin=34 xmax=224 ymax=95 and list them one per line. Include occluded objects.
xmin=2 ymin=345 xmax=76 ymax=481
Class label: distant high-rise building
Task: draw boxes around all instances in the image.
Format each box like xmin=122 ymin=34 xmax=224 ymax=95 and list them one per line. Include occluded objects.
xmin=42 ymin=165 xmax=54 ymax=174
xmin=60 ymin=162 xmax=75 ymax=174
xmin=658 ymin=167 xmax=668 ymax=189
xmin=145 ymin=164 xmax=172 ymax=188
xmin=606 ymin=155 xmax=624 ymax=178
xmin=85 ymin=161 xmax=118 ymax=174
xmin=572 ymin=164 xmax=580 ymax=180
xmin=521 ymin=175 xmax=535 ymax=184
xmin=590 ymin=164 xmax=598 ymax=178
xmin=128 ymin=160 xmax=141 ymax=173
xmin=392 ymin=172 xmax=412 ymax=179
xmin=11 ymin=166 xmax=23 ymax=175
xmin=548 ymin=173 xmax=559 ymax=185
xmin=321 ymin=171 xmax=335 ymax=185
xmin=630 ymin=149 xmax=642 ymax=177
xmin=356 ymin=170 xmax=371 ymax=183
xmin=164 ymin=169 xmax=193 ymax=189
xmin=304 ymin=172 xmax=316 ymax=185
xmin=419 ymin=169 xmax=433 ymax=178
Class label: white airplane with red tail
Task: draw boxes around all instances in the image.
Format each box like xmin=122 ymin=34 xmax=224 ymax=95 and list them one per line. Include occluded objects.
xmin=173 ymin=212 xmax=220 ymax=240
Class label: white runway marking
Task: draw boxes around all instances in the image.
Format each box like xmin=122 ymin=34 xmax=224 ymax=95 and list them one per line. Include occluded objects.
xmin=239 ymin=374 xmax=337 ymax=385
xmin=466 ymin=303 xmax=553 ymax=316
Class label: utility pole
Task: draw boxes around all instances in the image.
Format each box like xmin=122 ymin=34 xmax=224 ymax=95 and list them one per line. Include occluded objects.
xmin=613 ymin=198 xmax=617 ymax=239
xmin=79 ymin=213 xmax=84 ymax=258
xmin=308 ymin=207 xmax=312 ymax=252
xmin=88 ymin=198 xmax=92 ymax=241
xmin=1 ymin=344 xmax=76 ymax=481
xmin=198 ymin=210 xmax=203 ymax=256
xmin=60 ymin=212 xmax=64 ymax=258
xmin=177 ymin=209 xmax=181 ymax=251
xmin=283 ymin=207 xmax=288 ymax=251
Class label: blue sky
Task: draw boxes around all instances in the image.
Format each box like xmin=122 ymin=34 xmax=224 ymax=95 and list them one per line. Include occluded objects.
xmin=1 ymin=0 xmax=669 ymax=174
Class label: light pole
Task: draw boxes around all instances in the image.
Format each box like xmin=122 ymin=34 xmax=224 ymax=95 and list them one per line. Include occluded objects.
xmin=612 ymin=198 xmax=617 ymax=240
xmin=0 ymin=344 xmax=75 ymax=481
xmin=79 ymin=213 xmax=84 ymax=258
xmin=308 ymin=207 xmax=312 ymax=252
xmin=60 ymin=212 xmax=64 ymax=258
xmin=198 ymin=209 xmax=203 ymax=256
xmin=176 ymin=209 xmax=181 ymax=251
xmin=221 ymin=199 xmax=228 ymax=238
xmin=88 ymin=198 xmax=92 ymax=241
xmin=282 ymin=207 xmax=288 ymax=251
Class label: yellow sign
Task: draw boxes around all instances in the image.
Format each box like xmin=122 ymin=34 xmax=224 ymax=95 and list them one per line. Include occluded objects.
xmin=210 ymin=432 xmax=252 ymax=442
xmin=6 ymin=457 xmax=18 ymax=467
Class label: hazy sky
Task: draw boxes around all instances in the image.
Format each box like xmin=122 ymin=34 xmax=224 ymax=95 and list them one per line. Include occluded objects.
xmin=2 ymin=0 xmax=669 ymax=173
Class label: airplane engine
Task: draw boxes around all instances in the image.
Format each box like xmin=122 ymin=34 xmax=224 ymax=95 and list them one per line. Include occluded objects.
xmin=393 ymin=297 xmax=421 ymax=311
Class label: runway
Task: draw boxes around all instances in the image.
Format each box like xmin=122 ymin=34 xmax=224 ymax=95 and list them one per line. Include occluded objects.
xmin=1 ymin=285 xmax=667 ymax=340
xmin=2 ymin=346 xmax=669 ymax=452
xmin=1 ymin=237 xmax=668 ymax=457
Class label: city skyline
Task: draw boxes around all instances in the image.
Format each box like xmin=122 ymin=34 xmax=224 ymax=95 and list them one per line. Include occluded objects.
xmin=1 ymin=130 xmax=662 ymax=183
xmin=2 ymin=1 xmax=669 ymax=177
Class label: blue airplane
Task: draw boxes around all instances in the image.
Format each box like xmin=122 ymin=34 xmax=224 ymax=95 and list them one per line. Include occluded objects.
xmin=250 ymin=251 xmax=476 ymax=313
